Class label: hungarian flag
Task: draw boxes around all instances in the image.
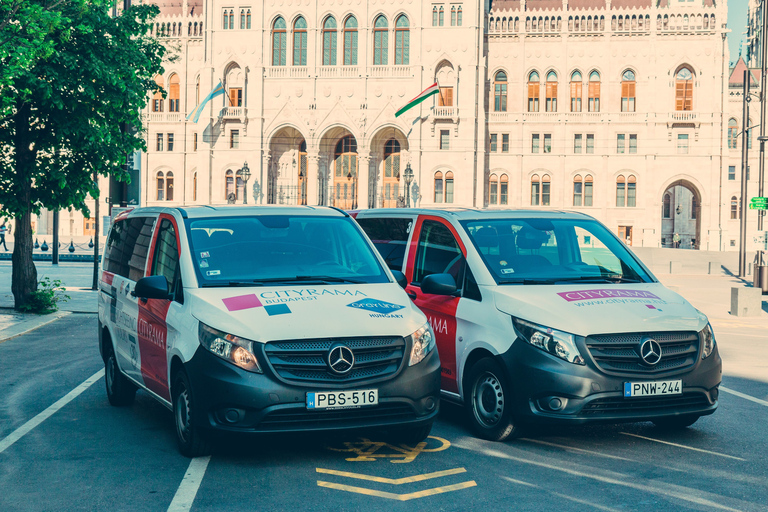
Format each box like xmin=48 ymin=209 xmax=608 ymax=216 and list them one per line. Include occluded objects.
xmin=395 ymin=83 xmax=439 ymax=117
xmin=187 ymin=81 xmax=226 ymax=123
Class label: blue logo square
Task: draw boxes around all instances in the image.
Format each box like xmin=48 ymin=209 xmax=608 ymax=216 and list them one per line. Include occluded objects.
xmin=347 ymin=298 xmax=405 ymax=315
xmin=624 ymin=382 xmax=631 ymax=397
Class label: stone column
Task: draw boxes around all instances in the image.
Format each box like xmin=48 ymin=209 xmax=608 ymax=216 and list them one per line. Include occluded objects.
xmin=357 ymin=151 xmax=371 ymax=209
xmin=261 ymin=150 xmax=271 ymax=204
xmin=306 ymin=150 xmax=320 ymax=206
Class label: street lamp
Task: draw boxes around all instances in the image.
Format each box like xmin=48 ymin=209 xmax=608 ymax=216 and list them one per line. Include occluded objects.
xmin=403 ymin=163 xmax=414 ymax=208
xmin=240 ymin=161 xmax=251 ymax=204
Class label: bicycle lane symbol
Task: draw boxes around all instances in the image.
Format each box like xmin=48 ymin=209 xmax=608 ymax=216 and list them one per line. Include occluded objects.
xmin=326 ymin=436 xmax=451 ymax=464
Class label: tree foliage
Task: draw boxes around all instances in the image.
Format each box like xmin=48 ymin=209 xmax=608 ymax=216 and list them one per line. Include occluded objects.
xmin=0 ymin=0 xmax=165 ymax=308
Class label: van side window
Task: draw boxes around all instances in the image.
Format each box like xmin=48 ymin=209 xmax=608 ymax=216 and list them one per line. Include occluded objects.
xmin=151 ymin=219 xmax=181 ymax=301
xmin=103 ymin=217 xmax=155 ymax=280
xmin=356 ymin=217 xmax=412 ymax=272
xmin=413 ymin=220 xmax=464 ymax=292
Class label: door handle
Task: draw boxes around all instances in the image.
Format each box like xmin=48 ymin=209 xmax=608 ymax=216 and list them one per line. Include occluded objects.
xmin=407 ymin=291 xmax=417 ymax=300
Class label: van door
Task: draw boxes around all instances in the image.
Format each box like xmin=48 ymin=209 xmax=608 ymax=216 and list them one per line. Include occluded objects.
xmin=138 ymin=214 xmax=182 ymax=402
xmin=406 ymin=217 xmax=468 ymax=394
xmin=102 ymin=216 xmax=156 ymax=384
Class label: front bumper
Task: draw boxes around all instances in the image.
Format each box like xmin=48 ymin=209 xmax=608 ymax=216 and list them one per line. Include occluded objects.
xmin=184 ymin=345 xmax=441 ymax=434
xmin=498 ymin=340 xmax=722 ymax=425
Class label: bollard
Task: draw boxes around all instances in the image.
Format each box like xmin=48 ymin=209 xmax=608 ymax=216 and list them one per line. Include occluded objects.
xmin=709 ymin=262 xmax=721 ymax=275
xmin=730 ymin=287 xmax=763 ymax=317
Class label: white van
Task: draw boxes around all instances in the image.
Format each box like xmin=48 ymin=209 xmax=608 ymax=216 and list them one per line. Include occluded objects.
xmin=98 ymin=206 xmax=440 ymax=456
xmin=355 ymin=209 xmax=721 ymax=441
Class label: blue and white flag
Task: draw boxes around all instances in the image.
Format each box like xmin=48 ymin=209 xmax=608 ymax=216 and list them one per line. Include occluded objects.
xmin=187 ymin=81 xmax=226 ymax=123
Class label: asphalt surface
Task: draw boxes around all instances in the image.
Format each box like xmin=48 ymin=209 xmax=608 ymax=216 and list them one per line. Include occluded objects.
xmin=1 ymin=313 xmax=767 ymax=512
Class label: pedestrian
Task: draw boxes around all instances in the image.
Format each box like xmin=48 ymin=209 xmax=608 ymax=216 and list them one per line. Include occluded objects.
xmin=673 ymin=232 xmax=680 ymax=249
xmin=0 ymin=221 xmax=7 ymax=251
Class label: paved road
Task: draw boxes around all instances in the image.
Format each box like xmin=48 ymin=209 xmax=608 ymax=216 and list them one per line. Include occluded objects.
xmin=1 ymin=313 xmax=767 ymax=512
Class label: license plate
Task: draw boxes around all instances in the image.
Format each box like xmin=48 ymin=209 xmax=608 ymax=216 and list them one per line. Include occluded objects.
xmin=306 ymin=389 xmax=378 ymax=410
xmin=624 ymin=380 xmax=682 ymax=398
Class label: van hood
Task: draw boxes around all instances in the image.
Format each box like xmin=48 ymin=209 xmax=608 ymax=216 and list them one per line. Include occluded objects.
xmin=492 ymin=283 xmax=707 ymax=336
xmin=186 ymin=283 xmax=426 ymax=343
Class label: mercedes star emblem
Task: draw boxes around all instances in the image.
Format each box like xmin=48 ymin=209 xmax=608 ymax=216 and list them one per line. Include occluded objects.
xmin=327 ymin=344 xmax=355 ymax=374
xmin=639 ymin=339 xmax=662 ymax=366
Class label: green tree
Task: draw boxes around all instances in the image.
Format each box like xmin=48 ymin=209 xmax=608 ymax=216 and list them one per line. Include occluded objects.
xmin=0 ymin=0 xmax=165 ymax=309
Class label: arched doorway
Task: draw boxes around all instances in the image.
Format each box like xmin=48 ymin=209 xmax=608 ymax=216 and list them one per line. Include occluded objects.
xmin=369 ymin=126 xmax=410 ymax=208
xmin=333 ymin=135 xmax=358 ymax=209
xmin=267 ymin=126 xmax=306 ymax=205
xmin=661 ymin=180 xmax=701 ymax=249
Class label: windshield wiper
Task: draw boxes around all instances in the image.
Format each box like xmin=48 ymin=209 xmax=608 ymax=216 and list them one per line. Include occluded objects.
xmin=294 ymin=275 xmax=364 ymax=284
xmin=201 ymin=280 xmax=266 ymax=288
xmin=498 ymin=275 xmax=644 ymax=285
xmin=201 ymin=276 xmax=364 ymax=287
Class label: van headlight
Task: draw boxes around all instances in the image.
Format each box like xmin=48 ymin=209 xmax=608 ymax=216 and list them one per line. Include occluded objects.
xmin=408 ymin=323 xmax=435 ymax=366
xmin=513 ymin=318 xmax=585 ymax=365
xmin=198 ymin=322 xmax=262 ymax=373
xmin=700 ymin=323 xmax=716 ymax=359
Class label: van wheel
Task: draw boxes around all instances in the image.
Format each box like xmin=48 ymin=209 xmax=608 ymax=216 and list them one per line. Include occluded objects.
xmin=104 ymin=344 xmax=136 ymax=406
xmin=395 ymin=423 xmax=433 ymax=445
xmin=173 ymin=370 xmax=212 ymax=458
xmin=652 ymin=415 xmax=700 ymax=430
xmin=465 ymin=358 xmax=521 ymax=442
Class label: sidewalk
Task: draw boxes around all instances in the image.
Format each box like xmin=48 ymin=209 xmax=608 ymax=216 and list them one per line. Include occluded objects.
xmin=0 ymin=261 xmax=98 ymax=313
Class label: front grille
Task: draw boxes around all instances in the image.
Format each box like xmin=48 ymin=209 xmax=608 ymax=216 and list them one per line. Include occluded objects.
xmin=258 ymin=403 xmax=416 ymax=430
xmin=581 ymin=393 xmax=711 ymax=416
xmin=585 ymin=331 xmax=699 ymax=376
xmin=263 ymin=336 xmax=406 ymax=385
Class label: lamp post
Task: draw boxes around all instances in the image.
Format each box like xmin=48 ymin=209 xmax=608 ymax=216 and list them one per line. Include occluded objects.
xmin=403 ymin=163 xmax=414 ymax=208
xmin=240 ymin=161 xmax=251 ymax=204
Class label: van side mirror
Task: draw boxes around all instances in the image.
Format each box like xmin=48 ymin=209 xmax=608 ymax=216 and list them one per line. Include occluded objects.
xmin=391 ymin=270 xmax=407 ymax=290
xmin=421 ymin=273 xmax=458 ymax=296
xmin=133 ymin=275 xmax=172 ymax=301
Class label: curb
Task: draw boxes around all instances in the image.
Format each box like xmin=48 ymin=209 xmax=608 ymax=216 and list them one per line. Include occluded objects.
xmin=0 ymin=311 xmax=72 ymax=344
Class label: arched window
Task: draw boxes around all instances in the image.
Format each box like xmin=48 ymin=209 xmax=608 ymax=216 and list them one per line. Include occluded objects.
xmin=240 ymin=9 xmax=246 ymax=29
xmin=691 ymin=197 xmax=697 ymax=220
xmin=588 ymin=71 xmax=600 ymax=112
xmin=156 ymin=171 xmax=165 ymax=200
xmin=222 ymin=10 xmax=228 ymax=29
xmin=616 ymin=174 xmax=636 ymax=207
xmin=731 ymin=196 xmax=738 ymax=219
xmin=235 ymin=169 xmax=244 ymax=201
xmin=531 ymin=174 xmax=550 ymax=206
xmin=621 ymin=69 xmax=636 ymax=112
xmin=500 ymin=174 xmax=508 ymax=205
xmin=246 ymin=9 xmax=251 ymax=29
xmin=395 ymin=15 xmax=409 ymax=65
xmin=573 ymin=175 xmax=583 ymax=206
xmin=457 ymin=6 xmax=463 ymax=26
xmin=383 ymin=139 xmax=401 ymax=208
xmin=663 ymin=193 xmax=671 ymax=218
xmin=166 ymin=171 xmax=174 ymax=201
xmin=298 ymin=140 xmax=308 ymax=205
xmin=451 ymin=6 xmax=457 ymax=26
xmin=334 ymin=135 xmax=358 ymax=209
xmin=293 ymin=17 xmax=307 ymax=66
xmin=272 ymin=17 xmax=287 ymax=66
xmin=152 ymin=75 xmax=163 ymax=112
xmin=489 ymin=174 xmax=498 ymax=205
xmin=168 ymin=74 xmax=180 ymax=112
xmin=434 ymin=171 xmax=444 ymax=203
xmin=343 ymin=16 xmax=358 ymax=66
xmin=545 ymin=71 xmax=558 ymax=112
xmin=228 ymin=10 xmax=234 ymax=30
xmin=445 ymin=171 xmax=454 ymax=203
xmin=616 ymin=175 xmax=625 ymax=207
xmin=195 ymin=75 xmax=200 ymax=105
xmin=675 ymin=66 xmax=694 ymax=111
xmin=432 ymin=6 xmax=438 ymax=27
xmin=193 ymin=172 xmax=198 ymax=202
xmin=225 ymin=169 xmax=235 ymax=200
xmin=373 ymin=15 xmax=388 ymax=66
xmin=527 ymin=71 xmax=540 ymax=112
xmin=322 ymin=17 xmax=337 ymax=66
xmin=728 ymin=118 xmax=738 ymax=149
xmin=570 ymin=71 xmax=582 ymax=112
xmin=439 ymin=6 xmax=444 ymax=27
xmin=494 ymin=71 xmax=508 ymax=112
xmin=583 ymin=174 xmax=593 ymax=206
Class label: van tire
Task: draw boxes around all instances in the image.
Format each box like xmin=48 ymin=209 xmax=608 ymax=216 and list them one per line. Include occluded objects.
xmin=395 ymin=422 xmax=433 ymax=445
xmin=104 ymin=344 xmax=136 ymax=407
xmin=173 ymin=370 xmax=212 ymax=458
xmin=465 ymin=358 xmax=521 ymax=442
xmin=652 ymin=415 xmax=700 ymax=430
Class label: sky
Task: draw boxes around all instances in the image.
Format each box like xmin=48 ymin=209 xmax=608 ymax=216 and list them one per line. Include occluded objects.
xmin=728 ymin=0 xmax=750 ymax=65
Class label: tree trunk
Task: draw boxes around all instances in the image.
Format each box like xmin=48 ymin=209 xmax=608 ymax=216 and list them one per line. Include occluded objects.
xmin=11 ymin=101 xmax=38 ymax=310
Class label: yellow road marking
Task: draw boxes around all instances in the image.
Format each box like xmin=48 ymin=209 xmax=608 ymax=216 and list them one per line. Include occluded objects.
xmin=619 ymin=432 xmax=745 ymax=461
xmin=326 ymin=436 xmax=451 ymax=463
xmin=317 ymin=480 xmax=477 ymax=501
xmin=316 ymin=467 xmax=466 ymax=485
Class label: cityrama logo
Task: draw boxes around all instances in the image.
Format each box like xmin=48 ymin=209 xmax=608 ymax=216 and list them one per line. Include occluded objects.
xmin=346 ymin=298 xmax=406 ymax=316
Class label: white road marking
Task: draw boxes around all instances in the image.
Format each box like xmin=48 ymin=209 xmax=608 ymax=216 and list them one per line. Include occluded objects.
xmin=522 ymin=438 xmax=636 ymax=462
xmin=502 ymin=476 xmax=623 ymax=512
xmin=167 ymin=456 xmax=211 ymax=512
xmin=619 ymin=432 xmax=745 ymax=461
xmin=721 ymin=386 xmax=768 ymax=407
xmin=0 ymin=369 xmax=103 ymax=454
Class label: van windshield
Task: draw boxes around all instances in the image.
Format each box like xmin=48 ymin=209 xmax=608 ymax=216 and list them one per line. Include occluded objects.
xmin=461 ymin=218 xmax=653 ymax=284
xmin=185 ymin=215 xmax=389 ymax=286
